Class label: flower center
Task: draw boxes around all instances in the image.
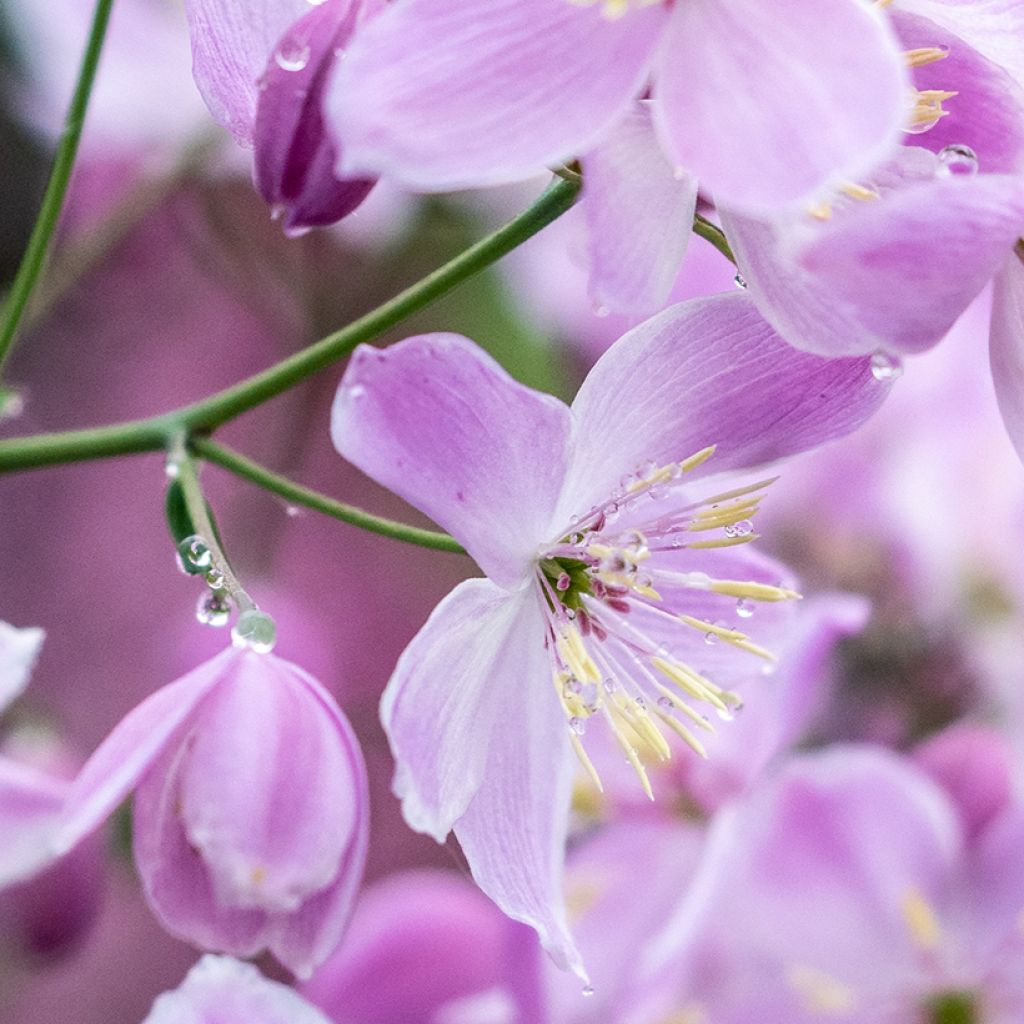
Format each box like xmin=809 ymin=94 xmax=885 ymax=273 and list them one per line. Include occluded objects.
xmin=534 ymin=446 xmax=799 ymax=796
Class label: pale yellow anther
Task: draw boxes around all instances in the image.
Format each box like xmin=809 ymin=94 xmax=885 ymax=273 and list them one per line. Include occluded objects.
xmin=677 ymin=614 xmax=747 ymax=641
xmin=604 ymin=709 xmax=654 ymax=799
xmin=652 ymin=656 xmax=729 ymax=712
xmin=840 ymin=182 xmax=881 ymax=202
xmin=658 ymin=1008 xmax=707 ymax=1024
xmin=809 ymin=201 xmax=834 ymax=221
xmin=904 ymin=46 xmax=950 ymax=68
xmin=654 ymin=708 xmax=709 ymax=758
xmin=700 ymin=477 xmax=778 ymax=505
xmin=679 ymin=445 xmax=717 ymax=473
xmin=614 ymin=692 xmax=672 ymax=761
xmin=570 ymin=732 xmax=605 ymax=793
xmin=726 ymin=637 xmax=778 ymax=662
xmin=600 ymin=571 xmax=662 ymax=601
xmin=567 ymin=0 xmax=660 ymax=19
xmin=903 ymin=888 xmax=942 ymax=950
xmin=708 ymin=580 xmax=802 ymax=602
xmin=873 ymin=0 xmax=896 ymax=8
xmin=786 ymin=964 xmax=857 ymax=1014
xmin=558 ymin=627 xmax=601 ymax=683
xmin=685 ymin=533 xmax=760 ymax=550
xmin=653 ymin=683 xmax=716 ymax=731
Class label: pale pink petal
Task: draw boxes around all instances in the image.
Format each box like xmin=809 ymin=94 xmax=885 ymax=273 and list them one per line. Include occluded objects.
xmin=143 ymin=955 xmax=333 ymax=1024
xmin=990 ymin=253 xmax=1024 ymax=463
xmin=453 ymin=642 xmax=580 ymax=980
xmin=559 ymin=294 xmax=888 ymax=517
xmin=0 ymin=759 xmax=68 ymax=886
xmin=332 ymin=336 xmax=572 ymax=588
xmin=327 ymin=0 xmax=667 ymax=188
xmin=183 ymin=0 xmax=310 ymax=143
xmin=582 ymin=104 xmax=698 ymax=315
xmin=381 ymin=579 xmax=548 ymax=843
xmin=0 ymin=621 xmax=44 ymax=713
xmin=653 ymin=0 xmax=906 ymax=211
xmin=55 ymin=648 xmax=236 ymax=854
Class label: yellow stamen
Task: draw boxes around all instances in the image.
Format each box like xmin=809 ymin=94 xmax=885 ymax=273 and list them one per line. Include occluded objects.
xmin=652 ymin=683 xmax=716 ymax=731
xmin=685 ymin=534 xmax=760 ymax=550
xmin=654 ymin=707 xmax=709 ymax=758
xmin=557 ymin=626 xmax=601 ymax=683
xmin=840 ymin=182 xmax=881 ymax=201
xmin=652 ymin=656 xmax=729 ymax=712
xmin=903 ymin=888 xmax=941 ymax=949
xmin=905 ymin=46 xmax=950 ymax=68
xmin=679 ymin=445 xmax=717 ymax=473
xmin=707 ymin=580 xmax=802 ymax=602
xmin=786 ymin=964 xmax=857 ymax=1014
xmin=603 ymin=708 xmax=654 ymax=799
xmin=677 ymin=614 xmax=747 ymax=641
xmin=809 ymin=201 xmax=834 ymax=221
xmin=570 ymin=732 xmax=604 ymax=792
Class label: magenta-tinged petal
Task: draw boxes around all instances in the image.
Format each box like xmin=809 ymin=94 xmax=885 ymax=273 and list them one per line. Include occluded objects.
xmin=990 ymin=253 xmax=1024 ymax=463
xmin=582 ymin=104 xmax=698 ymax=316
xmin=559 ymin=294 xmax=888 ymax=517
xmin=327 ymin=0 xmax=667 ymax=188
xmin=453 ymin=641 xmax=580 ymax=979
xmin=653 ymin=0 xmax=906 ymax=211
xmin=54 ymin=648 xmax=235 ymax=854
xmin=143 ymin=955 xmax=333 ymax=1024
xmin=381 ymin=579 xmax=547 ymax=843
xmin=0 ymin=621 xmax=44 ymax=713
xmin=332 ymin=336 xmax=572 ymax=588
xmin=301 ymin=871 xmax=509 ymax=1022
xmin=178 ymin=653 xmax=363 ymax=913
xmin=725 ymin=170 xmax=1024 ymax=358
xmin=183 ymin=0 xmax=310 ymax=143
xmin=253 ymin=0 xmax=376 ymax=235
xmin=0 ymin=758 xmax=68 ymax=886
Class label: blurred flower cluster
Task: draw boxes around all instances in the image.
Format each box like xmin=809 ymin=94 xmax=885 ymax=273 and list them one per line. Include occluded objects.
xmin=2 ymin=0 xmax=1024 ymax=1021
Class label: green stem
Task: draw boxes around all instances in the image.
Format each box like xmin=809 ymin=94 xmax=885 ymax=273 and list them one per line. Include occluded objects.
xmin=0 ymin=0 xmax=116 ymax=375
xmin=0 ymin=177 xmax=581 ymax=473
xmin=693 ymin=213 xmax=736 ymax=266
xmin=194 ymin=438 xmax=467 ymax=556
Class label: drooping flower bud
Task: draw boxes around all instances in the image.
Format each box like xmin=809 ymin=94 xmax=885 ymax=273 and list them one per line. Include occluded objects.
xmin=56 ymin=647 xmax=370 ymax=978
xmin=253 ymin=0 xmax=377 ymax=237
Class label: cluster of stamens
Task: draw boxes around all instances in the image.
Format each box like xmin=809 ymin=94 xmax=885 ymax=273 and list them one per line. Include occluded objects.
xmin=534 ymin=446 xmax=800 ymax=797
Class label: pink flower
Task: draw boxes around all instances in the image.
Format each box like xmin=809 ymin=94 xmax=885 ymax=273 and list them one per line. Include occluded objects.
xmin=330 ymin=294 xmax=890 ymax=977
xmin=142 ymin=955 xmax=333 ymax=1024
xmin=54 ymin=647 xmax=369 ymax=978
xmin=326 ymin=0 xmax=907 ymax=212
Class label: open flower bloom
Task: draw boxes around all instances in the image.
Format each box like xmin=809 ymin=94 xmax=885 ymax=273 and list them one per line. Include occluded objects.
xmin=54 ymin=647 xmax=369 ymax=978
xmin=331 ymin=294 xmax=890 ymax=977
xmin=640 ymin=743 xmax=1024 ymax=1023
xmin=142 ymin=955 xmax=333 ymax=1024
xmin=183 ymin=0 xmax=376 ymax=233
xmin=326 ymin=0 xmax=907 ymax=212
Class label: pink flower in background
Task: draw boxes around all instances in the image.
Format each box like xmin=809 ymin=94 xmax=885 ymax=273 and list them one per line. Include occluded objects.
xmin=183 ymin=0 xmax=377 ymax=234
xmin=642 ymin=744 xmax=1024 ymax=1023
xmin=142 ymin=955 xmax=333 ymax=1024
xmin=327 ymin=0 xmax=907 ymax=212
xmin=331 ymin=295 xmax=890 ymax=977
xmin=54 ymin=647 xmax=369 ymax=978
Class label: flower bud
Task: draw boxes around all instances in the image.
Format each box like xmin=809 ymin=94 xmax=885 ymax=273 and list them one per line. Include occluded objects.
xmin=57 ymin=648 xmax=369 ymax=978
xmin=253 ymin=0 xmax=376 ymax=236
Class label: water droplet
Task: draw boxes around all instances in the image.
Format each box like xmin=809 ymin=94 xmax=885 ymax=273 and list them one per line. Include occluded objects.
xmin=938 ymin=143 xmax=978 ymax=176
xmin=733 ymin=272 xmax=748 ymax=290
xmin=232 ymin=609 xmax=277 ymax=653
xmin=164 ymin=460 xmax=180 ymax=480
xmin=581 ymin=984 xmax=595 ymax=997
xmin=284 ymin=504 xmax=303 ymax=518
xmin=736 ymin=598 xmax=755 ymax=619
xmin=204 ymin=567 xmax=226 ymax=590
xmin=870 ymin=351 xmax=903 ymax=382
xmin=634 ymin=695 xmax=648 ymax=712
xmin=592 ymin=303 xmax=610 ymax=319
xmin=716 ymin=707 xmax=734 ymax=722
xmin=672 ymin=166 xmax=687 ymax=181
xmin=603 ymin=678 xmax=617 ymax=695
xmin=723 ymin=520 xmax=754 ymax=539
xmin=569 ymin=716 xmax=587 ymax=736
xmin=564 ymin=677 xmax=583 ymax=697
xmin=346 ymin=384 xmax=367 ymax=401
xmin=703 ymin=631 xmax=719 ymax=646
xmin=196 ymin=592 xmax=231 ymax=628
xmin=177 ymin=535 xmax=212 ymax=574
xmin=269 ymin=203 xmax=287 ymax=222
xmin=657 ymin=695 xmax=674 ymax=710
xmin=275 ymin=41 xmax=311 ymax=72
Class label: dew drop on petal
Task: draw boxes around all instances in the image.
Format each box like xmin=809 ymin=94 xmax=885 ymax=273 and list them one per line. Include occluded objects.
xmin=657 ymin=695 xmax=674 ymax=710
xmin=204 ymin=567 xmax=226 ymax=591
xmin=733 ymin=272 xmax=748 ymax=290
xmin=592 ymin=303 xmax=610 ymax=319
xmin=275 ymin=41 xmax=311 ymax=71
xmin=569 ymin=716 xmax=587 ymax=736
xmin=704 ymin=631 xmax=719 ymax=646
xmin=582 ymin=984 xmax=595 ymax=997
xmin=736 ymin=598 xmax=755 ymax=619
xmin=723 ymin=520 xmax=754 ymax=539
xmin=177 ymin=535 xmax=212 ymax=574
xmin=937 ymin=143 xmax=978 ymax=177
xmin=870 ymin=351 xmax=903 ymax=382
xmin=232 ymin=609 xmax=277 ymax=653
xmin=346 ymin=384 xmax=367 ymax=401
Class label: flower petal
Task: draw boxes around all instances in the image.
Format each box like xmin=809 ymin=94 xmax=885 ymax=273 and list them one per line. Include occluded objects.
xmin=990 ymin=252 xmax=1024 ymax=463
xmin=723 ymin=164 xmax=1024 ymax=358
xmin=183 ymin=0 xmax=310 ymax=143
xmin=560 ymin=294 xmax=888 ymax=517
xmin=327 ymin=0 xmax=667 ymax=188
xmin=142 ymin=955 xmax=333 ymax=1024
xmin=0 ymin=621 xmax=44 ymax=714
xmin=55 ymin=648 xmax=235 ymax=854
xmin=381 ymin=579 xmax=547 ymax=842
xmin=653 ymin=0 xmax=906 ymax=211
xmin=453 ymin=646 xmax=581 ymax=980
xmin=332 ymin=335 xmax=572 ymax=587
xmin=582 ymin=104 xmax=698 ymax=316
xmin=0 ymin=758 xmax=68 ymax=886
xmin=178 ymin=653 xmax=365 ymax=915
